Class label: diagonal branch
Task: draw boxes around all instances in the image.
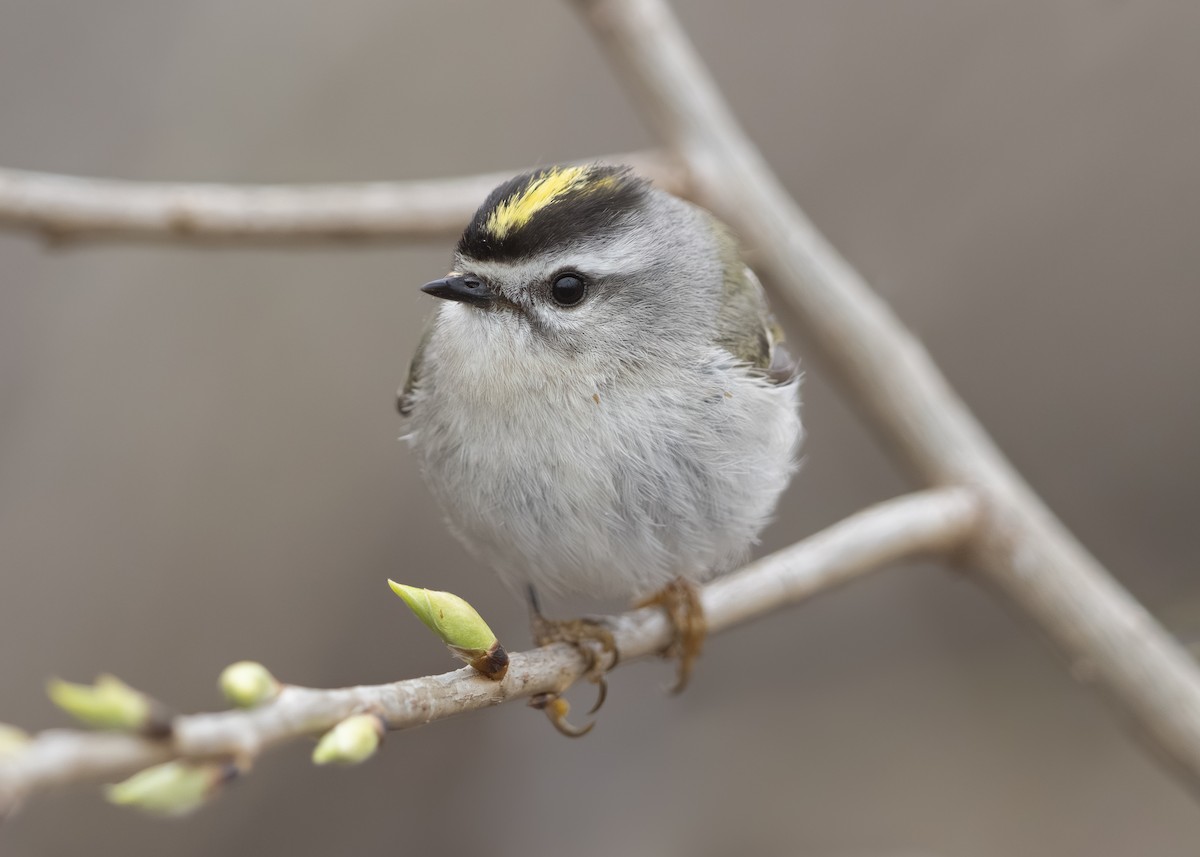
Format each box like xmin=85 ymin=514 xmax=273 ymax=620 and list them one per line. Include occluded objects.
xmin=0 ymin=151 xmax=685 ymax=245
xmin=573 ymin=0 xmax=1200 ymax=793
xmin=0 ymin=488 xmax=978 ymax=815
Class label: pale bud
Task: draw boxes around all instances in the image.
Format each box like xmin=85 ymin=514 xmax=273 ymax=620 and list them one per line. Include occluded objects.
xmin=0 ymin=723 xmax=30 ymax=757
xmin=105 ymin=761 xmax=231 ymax=817
xmin=311 ymin=713 xmax=385 ymax=766
xmin=47 ymin=675 xmax=164 ymax=733
xmin=218 ymin=661 xmax=280 ymax=709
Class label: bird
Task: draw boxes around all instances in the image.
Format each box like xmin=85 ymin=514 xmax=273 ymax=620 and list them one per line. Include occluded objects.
xmin=399 ymin=163 xmax=802 ymax=733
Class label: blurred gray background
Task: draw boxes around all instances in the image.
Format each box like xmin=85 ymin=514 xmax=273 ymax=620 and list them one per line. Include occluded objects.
xmin=2 ymin=2 xmax=1199 ymax=855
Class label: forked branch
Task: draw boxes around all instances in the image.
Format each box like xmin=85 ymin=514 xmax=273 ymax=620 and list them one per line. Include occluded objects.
xmin=0 ymin=0 xmax=1197 ymax=814
xmin=572 ymin=0 xmax=1200 ymax=792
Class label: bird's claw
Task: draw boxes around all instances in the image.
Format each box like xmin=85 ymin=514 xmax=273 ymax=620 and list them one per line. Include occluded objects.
xmin=586 ymin=672 xmax=608 ymax=715
xmin=529 ymin=693 xmax=595 ymax=738
xmin=531 ymin=615 xmax=620 ymax=681
xmin=637 ymin=578 xmax=706 ymax=693
xmin=528 ymin=614 xmax=618 ymax=735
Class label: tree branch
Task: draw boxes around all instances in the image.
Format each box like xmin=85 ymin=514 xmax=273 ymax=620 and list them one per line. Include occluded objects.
xmin=3 ymin=0 xmax=1195 ymax=817
xmin=0 ymin=488 xmax=978 ymax=814
xmin=0 ymin=151 xmax=685 ymax=245
xmin=573 ymin=0 xmax=1200 ymax=793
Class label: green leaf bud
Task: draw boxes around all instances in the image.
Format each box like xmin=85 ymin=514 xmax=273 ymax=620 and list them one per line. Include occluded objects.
xmin=218 ymin=661 xmax=280 ymax=709
xmin=387 ymin=581 xmax=509 ymax=680
xmin=47 ymin=675 xmax=153 ymax=732
xmin=105 ymin=761 xmax=229 ymax=817
xmin=311 ymin=713 xmax=385 ymax=766
xmin=0 ymin=723 xmax=30 ymax=757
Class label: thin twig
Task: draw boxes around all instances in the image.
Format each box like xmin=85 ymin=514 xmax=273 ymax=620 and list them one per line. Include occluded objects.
xmin=0 ymin=488 xmax=978 ymax=814
xmin=573 ymin=0 xmax=1200 ymax=793
xmin=0 ymin=152 xmax=684 ymax=245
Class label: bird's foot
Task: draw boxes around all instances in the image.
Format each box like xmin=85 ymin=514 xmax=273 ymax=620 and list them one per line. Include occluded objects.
xmin=528 ymin=692 xmax=596 ymax=738
xmin=636 ymin=577 xmax=706 ymax=693
xmin=530 ymin=614 xmax=620 ymax=680
xmin=529 ymin=614 xmax=619 ymax=737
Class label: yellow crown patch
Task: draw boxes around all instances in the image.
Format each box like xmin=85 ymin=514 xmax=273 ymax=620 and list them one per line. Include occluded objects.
xmin=484 ymin=166 xmax=615 ymax=239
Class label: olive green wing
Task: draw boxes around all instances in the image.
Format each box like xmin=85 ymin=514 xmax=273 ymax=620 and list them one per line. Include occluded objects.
xmin=712 ymin=228 xmax=796 ymax=384
xmin=397 ymin=324 xmax=433 ymax=417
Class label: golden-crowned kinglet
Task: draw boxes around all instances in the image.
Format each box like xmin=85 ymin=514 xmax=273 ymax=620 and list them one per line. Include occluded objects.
xmin=399 ymin=164 xmax=802 ymax=694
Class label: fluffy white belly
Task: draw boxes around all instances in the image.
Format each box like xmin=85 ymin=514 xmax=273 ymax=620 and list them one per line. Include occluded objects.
xmin=408 ymin=315 xmax=801 ymax=600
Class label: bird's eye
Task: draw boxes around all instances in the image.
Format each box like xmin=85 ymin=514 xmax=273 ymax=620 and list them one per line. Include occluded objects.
xmin=550 ymin=273 xmax=587 ymax=307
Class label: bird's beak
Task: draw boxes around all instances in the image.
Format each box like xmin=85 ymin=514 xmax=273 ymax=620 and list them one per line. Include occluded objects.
xmin=420 ymin=274 xmax=496 ymax=308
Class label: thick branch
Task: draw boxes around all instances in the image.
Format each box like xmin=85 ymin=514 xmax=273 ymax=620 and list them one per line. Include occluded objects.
xmin=0 ymin=488 xmax=977 ymax=813
xmin=0 ymin=152 xmax=684 ymax=245
xmin=574 ymin=0 xmax=1200 ymax=792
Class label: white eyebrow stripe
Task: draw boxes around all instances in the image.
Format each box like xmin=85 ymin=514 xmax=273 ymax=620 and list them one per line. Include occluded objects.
xmin=560 ymin=234 xmax=650 ymax=277
xmin=463 ymin=259 xmax=543 ymax=284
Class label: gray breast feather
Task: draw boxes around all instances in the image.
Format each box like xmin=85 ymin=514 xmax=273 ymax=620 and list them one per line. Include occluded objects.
xmin=406 ymin=308 xmax=802 ymax=599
